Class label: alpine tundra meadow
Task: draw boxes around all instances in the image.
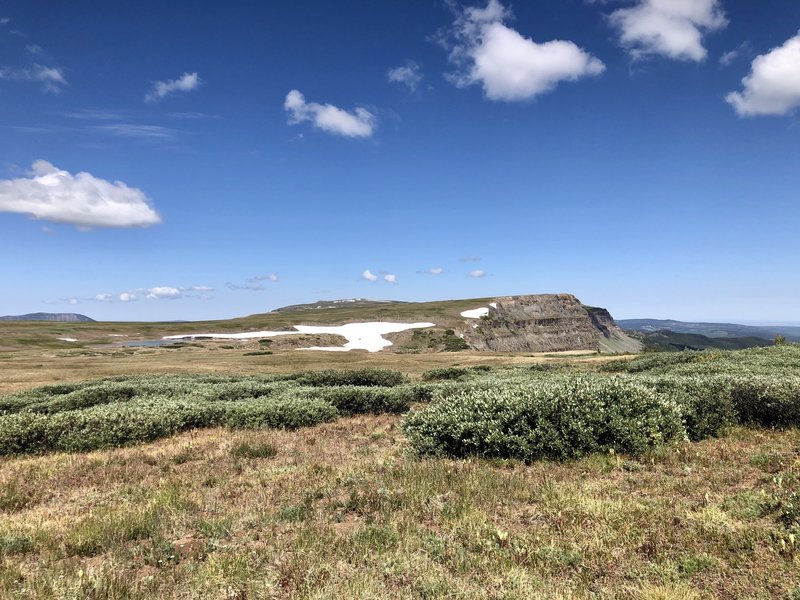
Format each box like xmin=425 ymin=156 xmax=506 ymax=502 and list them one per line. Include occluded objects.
xmin=1 ymin=1 xmax=799 ymax=599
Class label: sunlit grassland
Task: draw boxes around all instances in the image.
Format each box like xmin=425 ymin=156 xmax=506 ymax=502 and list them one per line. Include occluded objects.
xmin=0 ymin=417 xmax=798 ymax=598
xmin=1 ymin=331 xmax=799 ymax=598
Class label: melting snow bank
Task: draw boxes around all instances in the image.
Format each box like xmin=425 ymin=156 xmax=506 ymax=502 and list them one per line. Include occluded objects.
xmin=163 ymin=322 xmax=435 ymax=353
xmin=460 ymin=307 xmax=490 ymax=319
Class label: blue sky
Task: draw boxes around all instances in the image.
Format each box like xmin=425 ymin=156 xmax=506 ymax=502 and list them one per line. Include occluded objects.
xmin=1 ymin=0 xmax=799 ymax=322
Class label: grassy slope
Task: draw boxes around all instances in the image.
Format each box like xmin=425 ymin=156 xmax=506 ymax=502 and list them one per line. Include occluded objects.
xmin=0 ymin=417 xmax=797 ymax=599
xmin=0 ymin=297 xmax=496 ymax=350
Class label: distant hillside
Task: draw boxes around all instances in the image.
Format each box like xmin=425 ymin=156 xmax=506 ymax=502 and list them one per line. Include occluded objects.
xmin=272 ymin=299 xmax=408 ymax=312
xmin=0 ymin=312 xmax=95 ymax=323
xmin=619 ymin=319 xmax=800 ymax=343
xmin=633 ymin=330 xmax=773 ymax=352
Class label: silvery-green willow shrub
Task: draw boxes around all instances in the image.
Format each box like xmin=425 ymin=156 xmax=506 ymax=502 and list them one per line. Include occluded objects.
xmin=731 ymin=376 xmax=800 ymax=428
xmin=403 ymin=375 xmax=686 ymax=461
xmin=0 ymin=395 xmax=338 ymax=455
xmin=294 ymin=368 xmax=408 ymax=387
xmin=633 ymin=375 xmax=737 ymax=441
xmin=315 ymin=385 xmax=418 ymax=416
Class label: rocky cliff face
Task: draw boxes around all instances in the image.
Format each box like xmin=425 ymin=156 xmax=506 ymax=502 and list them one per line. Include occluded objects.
xmin=462 ymin=294 xmax=641 ymax=353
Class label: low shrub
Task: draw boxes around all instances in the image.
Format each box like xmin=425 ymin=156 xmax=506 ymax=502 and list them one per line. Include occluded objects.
xmin=731 ymin=377 xmax=800 ymax=428
xmin=0 ymin=396 xmax=337 ymax=455
xmin=600 ymin=351 xmax=703 ymax=374
xmin=638 ymin=376 xmax=736 ymax=441
xmin=403 ymin=375 xmax=686 ymax=461
xmin=421 ymin=367 xmax=469 ymax=382
xmin=295 ymin=368 xmax=408 ymax=387
xmin=230 ymin=440 xmax=278 ymax=459
xmin=317 ymin=386 xmax=413 ymax=416
xmin=223 ymin=397 xmax=337 ymax=430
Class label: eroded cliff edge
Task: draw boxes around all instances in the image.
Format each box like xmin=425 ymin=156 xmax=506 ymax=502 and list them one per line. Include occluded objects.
xmin=462 ymin=294 xmax=641 ymax=353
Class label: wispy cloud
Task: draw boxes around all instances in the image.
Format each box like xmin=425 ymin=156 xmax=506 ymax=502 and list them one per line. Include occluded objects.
xmin=417 ymin=267 xmax=444 ymax=275
xmin=0 ymin=25 xmax=67 ymax=93
xmin=384 ymin=274 xmax=397 ymax=284
xmin=284 ymin=90 xmax=377 ymax=138
xmin=726 ymin=32 xmax=800 ymax=117
xmin=93 ymin=124 xmax=177 ymax=139
xmin=440 ymin=0 xmax=604 ymax=102
xmin=227 ymin=274 xmax=278 ymax=291
xmin=145 ymin=72 xmax=201 ymax=104
xmin=0 ymin=161 xmax=161 ymax=228
xmin=459 ymin=256 xmax=482 ymax=263
xmin=468 ymin=269 xmax=486 ymax=278
xmin=63 ymin=109 xmax=125 ymax=121
xmin=718 ymin=42 xmax=753 ymax=68
xmin=387 ymin=61 xmax=423 ymax=92
xmin=0 ymin=64 xmax=67 ymax=94
xmin=608 ymin=0 xmax=727 ymax=62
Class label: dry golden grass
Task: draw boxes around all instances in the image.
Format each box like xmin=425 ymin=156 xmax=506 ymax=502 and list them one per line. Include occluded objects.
xmin=0 ymin=341 xmax=626 ymax=395
xmin=0 ymin=415 xmax=798 ymax=599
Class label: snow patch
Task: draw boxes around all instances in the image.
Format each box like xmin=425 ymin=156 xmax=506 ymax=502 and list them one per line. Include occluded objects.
xmin=460 ymin=307 xmax=490 ymax=319
xmin=164 ymin=321 xmax=435 ymax=353
xmin=58 ymin=337 xmax=78 ymax=342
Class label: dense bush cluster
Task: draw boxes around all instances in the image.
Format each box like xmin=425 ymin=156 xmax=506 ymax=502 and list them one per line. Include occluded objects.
xmin=404 ymin=346 xmax=800 ymax=459
xmin=404 ymin=376 xmax=686 ymax=460
xmin=293 ymin=368 xmax=408 ymax=387
xmin=2 ymin=347 xmax=799 ymax=459
xmin=0 ymin=370 xmax=412 ymax=455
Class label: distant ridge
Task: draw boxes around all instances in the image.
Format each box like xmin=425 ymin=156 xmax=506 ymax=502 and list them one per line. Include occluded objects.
xmin=272 ymin=298 xmax=408 ymax=313
xmin=619 ymin=319 xmax=800 ymax=343
xmin=0 ymin=313 xmax=95 ymax=322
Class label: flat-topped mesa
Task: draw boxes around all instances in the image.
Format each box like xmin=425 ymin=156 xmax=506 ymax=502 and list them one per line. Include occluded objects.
xmin=462 ymin=294 xmax=641 ymax=353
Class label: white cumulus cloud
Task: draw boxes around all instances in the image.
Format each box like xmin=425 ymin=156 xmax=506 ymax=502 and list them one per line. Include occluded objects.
xmin=442 ymin=0 xmax=605 ymax=102
xmin=384 ymin=274 xmax=397 ymax=284
xmin=145 ymin=72 xmax=201 ymax=104
xmin=0 ymin=161 xmax=162 ymax=228
xmin=284 ymin=90 xmax=376 ymax=138
xmin=387 ymin=61 xmax=423 ymax=91
xmin=609 ymin=0 xmax=727 ymax=62
xmin=119 ymin=292 xmax=137 ymax=302
xmin=468 ymin=269 xmax=486 ymax=278
xmin=95 ymin=293 xmax=112 ymax=302
xmin=362 ymin=269 xmax=379 ymax=282
xmin=726 ymin=32 xmax=800 ymax=117
xmin=146 ymin=286 xmax=182 ymax=300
